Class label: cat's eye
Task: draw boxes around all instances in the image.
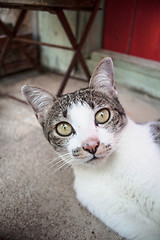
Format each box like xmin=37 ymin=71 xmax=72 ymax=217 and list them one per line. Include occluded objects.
xmin=56 ymin=122 xmax=73 ymax=137
xmin=95 ymin=108 xmax=110 ymax=124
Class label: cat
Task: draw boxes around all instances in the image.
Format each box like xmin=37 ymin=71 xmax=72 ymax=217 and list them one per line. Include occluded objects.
xmin=21 ymin=57 xmax=160 ymax=240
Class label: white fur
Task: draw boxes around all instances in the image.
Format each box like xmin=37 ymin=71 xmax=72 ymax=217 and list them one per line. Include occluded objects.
xmin=67 ymin=103 xmax=114 ymax=149
xmin=67 ymin=104 xmax=160 ymax=240
xmin=67 ymin=103 xmax=115 ymax=163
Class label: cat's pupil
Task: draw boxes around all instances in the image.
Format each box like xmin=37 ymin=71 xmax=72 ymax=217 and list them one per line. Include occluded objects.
xmin=100 ymin=112 xmax=104 ymax=118
xmin=61 ymin=123 xmax=68 ymax=131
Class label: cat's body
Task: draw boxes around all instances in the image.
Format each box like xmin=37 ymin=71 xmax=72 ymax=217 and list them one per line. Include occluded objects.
xmin=74 ymin=118 xmax=160 ymax=240
xmin=22 ymin=58 xmax=160 ymax=240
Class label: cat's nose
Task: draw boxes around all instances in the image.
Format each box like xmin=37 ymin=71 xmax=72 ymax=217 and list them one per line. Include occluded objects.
xmin=83 ymin=138 xmax=100 ymax=154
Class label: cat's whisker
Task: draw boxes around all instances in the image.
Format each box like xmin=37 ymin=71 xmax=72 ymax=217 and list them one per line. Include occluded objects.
xmin=45 ymin=162 xmax=63 ymax=175
xmin=46 ymin=157 xmax=62 ymax=165
xmin=58 ymin=152 xmax=71 ymax=158
xmin=62 ymin=164 xmax=70 ymax=172
xmin=62 ymin=159 xmax=75 ymax=172
xmin=50 ymin=152 xmax=70 ymax=162
xmin=45 ymin=153 xmax=71 ymax=166
xmin=54 ymin=157 xmax=74 ymax=172
xmin=45 ymin=155 xmax=73 ymax=174
xmin=48 ymin=158 xmax=65 ymax=170
xmin=39 ymin=157 xmax=56 ymax=165
xmin=60 ymin=156 xmax=71 ymax=162
xmin=97 ymin=144 xmax=104 ymax=151
xmin=54 ymin=161 xmax=69 ymax=172
xmin=39 ymin=154 xmax=62 ymax=165
xmin=47 ymin=156 xmax=68 ymax=170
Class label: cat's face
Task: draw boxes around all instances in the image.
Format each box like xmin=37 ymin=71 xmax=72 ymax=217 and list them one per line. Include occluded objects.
xmin=44 ymin=89 xmax=126 ymax=166
xmin=22 ymin=57 xmax=127 ymax=166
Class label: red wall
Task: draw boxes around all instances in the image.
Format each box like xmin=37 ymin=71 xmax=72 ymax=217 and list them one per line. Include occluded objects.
xmin=103 ymin=0 xmax=160 ymax=61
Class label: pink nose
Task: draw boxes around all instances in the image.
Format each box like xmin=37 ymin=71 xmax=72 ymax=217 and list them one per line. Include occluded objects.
xmin=83 ymin=138 xmax=100 ymax=154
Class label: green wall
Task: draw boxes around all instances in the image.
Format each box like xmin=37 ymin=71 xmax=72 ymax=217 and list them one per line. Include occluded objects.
xmin=38 ymin=7 xmax=104 ymax=73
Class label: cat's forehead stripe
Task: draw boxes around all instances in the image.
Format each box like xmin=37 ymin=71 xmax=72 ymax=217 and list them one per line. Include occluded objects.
xmin=63 ymin=109 xmax=67 ymax=118
xmin=56 ymin=88 xmax=113 ymax=109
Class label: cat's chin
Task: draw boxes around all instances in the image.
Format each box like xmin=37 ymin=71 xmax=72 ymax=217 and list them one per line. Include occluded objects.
xmin=84 ymin=155 xmax=108 ymax=167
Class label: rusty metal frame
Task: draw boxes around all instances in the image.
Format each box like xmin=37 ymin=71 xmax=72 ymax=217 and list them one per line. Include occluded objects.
xmin=0 ymin=0 xmax=102 ymax=98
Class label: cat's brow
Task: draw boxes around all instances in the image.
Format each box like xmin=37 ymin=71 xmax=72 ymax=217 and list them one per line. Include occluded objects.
xmin=63 ymin=109 xmax=68 ymax=118
xmin=55 ymin=98 xmax=63 ymax=110
xmin=76 ymin=90 xmax=81 ymax=102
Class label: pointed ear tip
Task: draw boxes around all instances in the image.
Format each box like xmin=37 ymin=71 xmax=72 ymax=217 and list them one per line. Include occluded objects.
xmin=21 ymin=84 xmax=36 ymax=93
xmin=21 ymin=85 xmax=28 ymax=94
xmin=102 ymin=57 xmax=113 ymax=63
xmin=21 ymin=84 xmax=34 ymax=97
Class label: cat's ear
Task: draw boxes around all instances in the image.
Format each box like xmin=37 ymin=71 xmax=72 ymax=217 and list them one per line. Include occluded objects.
xmin=21 ymin=85 xmax=56 ymax=125
xmin=89 ymin=57 xmax=117 ymax=98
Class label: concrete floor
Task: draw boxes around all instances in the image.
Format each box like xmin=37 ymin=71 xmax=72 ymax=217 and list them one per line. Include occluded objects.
xmin=0 ymin=70 xmax=160 ymax=240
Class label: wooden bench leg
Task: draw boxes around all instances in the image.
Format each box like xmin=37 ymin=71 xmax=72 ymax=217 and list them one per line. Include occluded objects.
xmin=57 ymin=50 xmax=79 ymax=97
xmin=56 ymin=0 xmax=101 ymax=96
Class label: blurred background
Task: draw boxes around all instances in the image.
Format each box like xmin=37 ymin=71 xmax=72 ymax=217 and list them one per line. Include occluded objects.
xmin=0 ymin=0 xmax=160 ymax=97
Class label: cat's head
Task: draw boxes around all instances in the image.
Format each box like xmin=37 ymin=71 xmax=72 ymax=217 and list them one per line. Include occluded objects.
xmin=22 ymin=57 xmax=127 ymax=167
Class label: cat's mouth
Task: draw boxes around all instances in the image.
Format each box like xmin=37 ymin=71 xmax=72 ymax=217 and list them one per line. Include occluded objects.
xmin=86 ymin=156 xmax=97 ymax=163
xmin=86 ymin=155 xmax=106 ymax=164
xmin=72 ymin=143 xmax=113 ymax=166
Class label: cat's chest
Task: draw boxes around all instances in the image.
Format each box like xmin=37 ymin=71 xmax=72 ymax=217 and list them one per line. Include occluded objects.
xmin=74 ymin=166 xmax=141 ymax=203
xmin=73 ymin=163 xmax=160 ymax=224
